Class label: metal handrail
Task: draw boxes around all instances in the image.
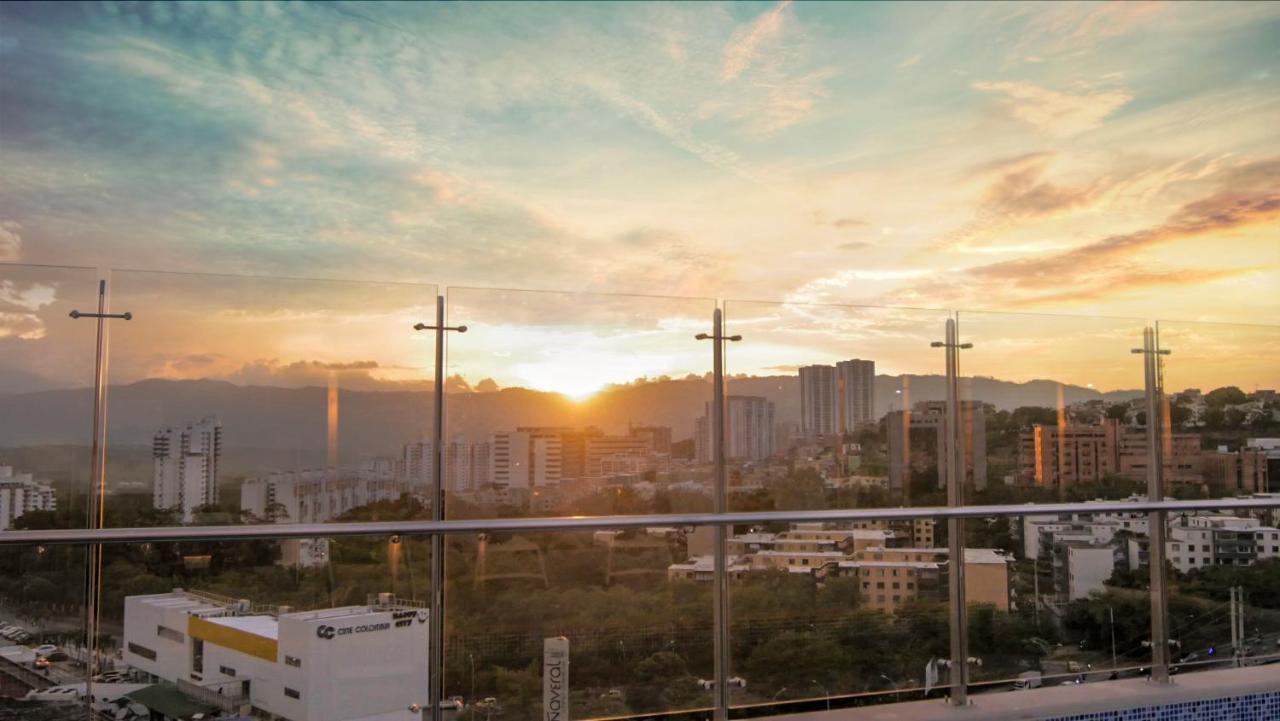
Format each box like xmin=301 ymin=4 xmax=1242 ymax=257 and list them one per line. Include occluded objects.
xmin=2 ymin=497 xmax=1276 ymax=546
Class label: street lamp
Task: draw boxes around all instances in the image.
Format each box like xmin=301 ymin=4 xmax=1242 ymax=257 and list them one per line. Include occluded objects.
xmin=879 ymin=674 xmax=901 ymax=703
xmin=810 ymin=680 xmax=830 ymax=711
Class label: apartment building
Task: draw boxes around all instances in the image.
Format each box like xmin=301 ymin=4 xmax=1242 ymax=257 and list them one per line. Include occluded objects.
xmin=0 ymin=465 xmax=56 ymax=531
xmin=153 ymin=416 xmax=222 ymax=522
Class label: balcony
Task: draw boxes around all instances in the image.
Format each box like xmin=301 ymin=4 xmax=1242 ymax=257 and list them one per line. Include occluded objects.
xmin=0 ymin=263 xmax=1277 ymax=721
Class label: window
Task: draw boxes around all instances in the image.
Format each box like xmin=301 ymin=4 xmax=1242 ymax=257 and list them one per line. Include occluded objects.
xmin=285 ymin=687 xmax=301 ymax=700
xmin=907 ymin=582 xmax=915 ymax=590
xmin=893 ymin=595 xmax=901 ymax=602
xmin=285 ymin=655 xmax=302 ymax=668
xmin=220 ymin=665 xmax=237 ymax=677
xmin=128 ymin=642 xmax=157 ymax=661
xmin=192 ymin=639 xmax=204 ymax=674
xmin=892 ymin=582 xmax=900 ymax=590
xmin=876 ymin=582 xmax=885 ymax=589
xmin=157 ymin=625 xmax=184 ymax=643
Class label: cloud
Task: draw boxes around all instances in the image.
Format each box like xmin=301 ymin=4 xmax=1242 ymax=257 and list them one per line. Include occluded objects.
xmin=893 ymin=171 xmax=1280 ymax=307
xmin=0 ymin=221 xmax=20 ymax=260
xmin=722 ymin=0 xmax=792 ymax=81
xmin=838 ymin=241 xmax=871 ymax=251
xmin=0 ymin=281 xmax=57 ymax=311
xmin=224 ymin=359 xmax=427 ymax=391
xmin=833 ymin=217 xmax=869 ymax=229
xmin=970 ymin=189 xmax=1280 ymax=284
xmin=973 ymin=80 xmax=1131 ymax=136
xmin=0 ymin=312 xmax=45 ymax=340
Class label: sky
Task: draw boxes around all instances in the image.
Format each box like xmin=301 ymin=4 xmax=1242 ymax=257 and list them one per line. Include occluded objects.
xmin=0 ymin=1 xmax=1277 ymax=397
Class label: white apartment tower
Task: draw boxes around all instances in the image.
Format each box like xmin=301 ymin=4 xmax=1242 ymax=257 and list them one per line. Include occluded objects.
xmin=696 ymin=396 xmax=776 ymax=462
xmin=801 ymin=359 xmax=877 ymax=440
xmin=490 ymin=431 xmax=561 ymax=489
xmin=836 ymin=359 xmax=875 ymax=430
xmin=153 ymin=416 xmax=222 ymax=523
xmin=0 ymin=466 xmax=57 ymax=531
xmin=799 ymin=365 xmax=838 ymax=440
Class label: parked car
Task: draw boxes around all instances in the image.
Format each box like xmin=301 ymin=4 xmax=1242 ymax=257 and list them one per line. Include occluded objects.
xmin=45 ymin=651 xmax=69 ymax=662
xmin=33 ymin=644 xmax=58 ymax=656
xmin=1013 ymin=671 xmax=1042 ymax=690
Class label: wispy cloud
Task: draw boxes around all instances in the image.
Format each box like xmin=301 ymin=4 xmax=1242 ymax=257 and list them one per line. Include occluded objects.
xmin=973 ymin=80 xmax=1131 ymax=136
xmin=722 ymin=0 xmax=792 ymax=81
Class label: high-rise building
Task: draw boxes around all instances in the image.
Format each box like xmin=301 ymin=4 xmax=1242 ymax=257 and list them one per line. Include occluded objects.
xmin=836 ymin=359 xmax=875 ymax=430
xmin=887 ymin=401 xmax=987 ymax=493
xmin=0 ymin=466 xmax=57 ymax=531
xmin=403 ymin=440 xmax=492 ymax=493
xmin=628 ymin=425 xmax=673 ymax=454
xmin=491 ymin=431 xmax=562 ymax=489
xmin=799 ymin=365 xmax=838 ymax=440
xmin=697 ymin=396 xmax=776 ymax=462
xmin=153 ymin=416 xmax=222 ymax=522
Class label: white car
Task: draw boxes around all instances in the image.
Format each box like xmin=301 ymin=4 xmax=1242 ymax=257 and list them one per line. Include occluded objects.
xmin=33 ymin=644 xmax=58 ymax=656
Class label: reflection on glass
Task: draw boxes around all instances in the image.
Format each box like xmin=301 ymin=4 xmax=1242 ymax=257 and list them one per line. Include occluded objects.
xmin=444 ymin=529 xmax=712 ymax=721
xmin=1155 ymin=321 xmax=1279 ymax=501
xmin=101 ymin=270 xmax=438 ymax=529
xmin=443 ymin=288 xmax=715 ymax=520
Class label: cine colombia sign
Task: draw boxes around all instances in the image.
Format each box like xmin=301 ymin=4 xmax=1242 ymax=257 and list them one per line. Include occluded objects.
xmin=543 ymin=637 xmax=569 ymax=721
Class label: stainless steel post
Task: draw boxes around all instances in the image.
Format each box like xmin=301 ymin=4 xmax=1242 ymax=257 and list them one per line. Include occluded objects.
xmin=942 ymin=318 xmax=969 ymax=704
xmin=1136 ymin=326 xmax=1172 ymax=683
xmin=697 ymin=309 xmax=739 ymax=721
xmin=415 ymin=297 xmax=467 ymax=721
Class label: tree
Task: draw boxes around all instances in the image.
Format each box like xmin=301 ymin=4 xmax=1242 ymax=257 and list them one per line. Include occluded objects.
xmin=1205 ymin=386 xmax=1247 ymax=408
xmin=742 ymin=631 xmax=843 ymax=692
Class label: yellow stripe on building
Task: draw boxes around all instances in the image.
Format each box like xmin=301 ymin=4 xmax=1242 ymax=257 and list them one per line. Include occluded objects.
xmin=188 ymin=616 xmax=278 ymax=663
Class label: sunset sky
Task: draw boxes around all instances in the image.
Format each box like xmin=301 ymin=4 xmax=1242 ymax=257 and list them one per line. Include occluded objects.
xmin=0 ymin=1 xmax=1277 ymax=397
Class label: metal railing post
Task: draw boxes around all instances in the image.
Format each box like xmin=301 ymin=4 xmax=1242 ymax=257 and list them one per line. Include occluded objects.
xmin=934 ymin=318 xmax=971 ymax=705
xmin=1135 ymin=326 xmax=1172 ymax=683
xmin=70 ymin=277 xmax=131 ymax=721
xmin=697 ymin=308 xmax=740 ymax=721
xmin=415 ymin=296 xmax=468 ymax=721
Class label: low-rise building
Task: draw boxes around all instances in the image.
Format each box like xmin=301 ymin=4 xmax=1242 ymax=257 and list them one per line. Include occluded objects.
xmin=123 ymin=589 xmax=428 ymax=721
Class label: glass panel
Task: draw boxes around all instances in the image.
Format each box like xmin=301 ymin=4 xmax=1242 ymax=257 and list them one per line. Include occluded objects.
xmin=443 ymin=287 xmax=715 ymax=519
xmin=955 ymin=311 xmax=1150 ymax=691
xmin=724 ymin=517 xmax=956 ymax=710
xmin=719 ymin=300 xmax=952 ymax=711
xmin=102 ymin=270 xmax=438 ymax=528
xmin=92 ymin=534 xmax=431 ymax=721
xmin=1157 ymin=319 xmax=1280 ymax=677
xmin=964 ymin=513 xmax=1153 ymax=697
xmin=445 ymin=528 xmax=712 ymax=721
xmin=1154 ymin=320 xmax=1279 ymax=501
xmin=0 ymin=264 xmax=98 ymax=716
xmin=0 ymin=263 xmax=101 ymax=530
xmin=0 ymin=542 xmax=89 ymax=719
xmin=721 ymin=300 xmax=952 ymax=511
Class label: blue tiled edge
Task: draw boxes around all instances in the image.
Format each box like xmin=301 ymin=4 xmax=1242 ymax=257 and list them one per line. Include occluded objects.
xmin=1040 ymin=690 xmax=1280 ymax=721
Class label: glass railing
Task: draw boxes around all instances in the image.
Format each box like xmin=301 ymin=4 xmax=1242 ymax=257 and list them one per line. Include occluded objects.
xmin=0 ymin=261 xmax=1277 ymax=721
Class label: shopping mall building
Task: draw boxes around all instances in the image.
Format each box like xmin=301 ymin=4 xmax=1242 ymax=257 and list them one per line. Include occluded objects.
xmin=123 ymin=589 xmax=430 ymax=721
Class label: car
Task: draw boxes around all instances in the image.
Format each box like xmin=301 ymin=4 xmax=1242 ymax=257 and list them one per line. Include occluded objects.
xmin=33 ymin=644 xmax=58 ymax=656
xmin=13 ymin=633 xmax=32 ymax=644
xmin=45 ymin=651 xmax=68 ymax=662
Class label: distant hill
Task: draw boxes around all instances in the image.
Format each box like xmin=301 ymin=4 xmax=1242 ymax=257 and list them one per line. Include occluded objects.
xmin=0 ymin=376 xmax=1142 ymax=460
